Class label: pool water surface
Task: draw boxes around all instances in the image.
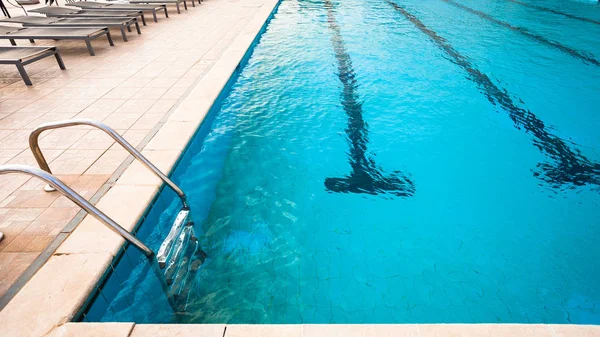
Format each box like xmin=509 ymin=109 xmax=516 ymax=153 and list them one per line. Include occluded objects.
xmin=82 ymin=0 xmax=600 ymax=324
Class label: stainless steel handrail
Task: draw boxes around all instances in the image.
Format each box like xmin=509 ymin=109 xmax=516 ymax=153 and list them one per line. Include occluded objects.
xmin=29 ymin=118 xmax=188 ymax=208
xmin=0 ymin=165 xmax=154 ymax=257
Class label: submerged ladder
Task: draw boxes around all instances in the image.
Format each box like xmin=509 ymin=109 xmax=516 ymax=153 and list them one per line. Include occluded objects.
xmin=27 ymin=119 xmax=207 ymax=312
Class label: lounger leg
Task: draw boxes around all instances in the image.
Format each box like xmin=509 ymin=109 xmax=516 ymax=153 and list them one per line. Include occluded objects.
xmin=106 ymin=31 xmax=115 ymax=46
xmin=15 ymin=63 xmax=32 ymax=86
xmin=183 ymin=0 xmax=188 ymax=10
xmin=164 ymin=6 xmax=169 ymax=18
xmin=152 ymin=10 xmax=158 ymax=22
xmin=176 ymin=3 xmax=180 ymax=14
xmin=120 ymin=27 xmax=128 ymax=42
xmin=29 ymin=39 xmax=35 ymax=43
xmin=54 ymin=52 xmax=66 ymax=70
xmin=85 ymin=38 xmax=96 ymax=56
xmin=191 ymin=0 xmax=195 ymax=8
xmin=9 ymin=39 xmax=16 ymax=46
xmin=135 ymin=21 xmax=141 ymax=35
xmin=140 ymin=14 xmax=147 ymax=26
xmin=127 ymin=24 xmax=132 ymax=32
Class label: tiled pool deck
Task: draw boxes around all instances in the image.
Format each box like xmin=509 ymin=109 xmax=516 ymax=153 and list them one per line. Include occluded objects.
xmin=0 ymin=0 xmax=261 ymax=301
xmin=0 ymin=0 xmax=598 ymax=336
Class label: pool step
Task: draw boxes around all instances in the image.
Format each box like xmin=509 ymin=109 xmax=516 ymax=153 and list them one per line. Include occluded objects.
xmin=157 ymin=207 xmax=207 ymax=312
xmin=157 ymin=208 xmax=190 ymax=268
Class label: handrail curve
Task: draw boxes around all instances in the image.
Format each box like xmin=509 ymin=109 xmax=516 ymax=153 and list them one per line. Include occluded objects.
xmin=29 ymin=118 xmax=188 ymax=208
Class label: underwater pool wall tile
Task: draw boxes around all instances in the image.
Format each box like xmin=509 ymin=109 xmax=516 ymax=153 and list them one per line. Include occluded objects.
xmin=225 ymin=324 xmax=303 ymax=337
xmin=44 ymin=323 xmax=134 ymax=337
xmin=0 ymin=253 xmax=112 ymax=337
xmin=130 ymin=324 xmax=225 ymax=337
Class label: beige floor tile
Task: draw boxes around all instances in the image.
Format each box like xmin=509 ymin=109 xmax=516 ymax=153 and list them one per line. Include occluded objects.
xmin=23 ymin=236 xmax=55 ymax=252
xmin=0 ymin=100 xmax=31 ymax=114
xmin=2 ymin=235 xmax=36 ymax=252
xmin=0 ymin=149 xmax=20 ymax=165
xmin=132 ymin=86 xmax=171 ymax=100
xmin=79 ymin=99 xmax=127 ymax=115
xmin=0 ymin=253 xmax=112 ymax=337
xmin=4 ymin=208 xmax=45 ymax=222
xmin=114 ymin=99 xmax=158 ymax=114
xmin=7 ymin=149 xmax=64 ymax=167
xmin=130 ymin=324 xmax=225 ymax=337
xmin=0 ymin=222 xmax=30 ymax=250
xmin=145 ymin=121 xmax=197 ymax=151
xmin=102 ymin=86 xmax=142 ymax=100
xmin=130 ymin=113 xmax=167 ymax=130
xmin=38 ymin=129 xmax=91 ymax=150
xmin=69 ymin=129 xmax=117 ymax=150
xmin=550 ymin=325 xmax=600 ymax=337
xmin=103 ymin=113 xmax=144 ymax=129
xmin=50 ymin=99 xmax=97 ymax=114
xmin=49 ymin=149 xmax=106 ymax=175
xmin=44 ymin=323 xmax=135 ymax=337
xmin=226 ymin=325 xmax=302 ymax=337
xmin=111 ymin=129 xmax=151 ymax=150
xmin=2 ymin=190 xmax=61 ymax=209
xmin=147 ymin=99 xmax=178 ymax=114
xmin=85 ymin=149 xmax=130 ymax=175
xmin=304 ymin=325 xmax=420 ymax=337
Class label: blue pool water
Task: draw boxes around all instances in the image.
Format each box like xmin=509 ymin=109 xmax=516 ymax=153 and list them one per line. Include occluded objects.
xmin=82 ymin=0 xmax=600 ymax=324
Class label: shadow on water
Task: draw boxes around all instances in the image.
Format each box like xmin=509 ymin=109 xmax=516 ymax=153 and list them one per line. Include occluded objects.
xmin=387 ymin=0 xmax=600 ymax=189
xmin=323 ymin=0 xmax=415 ymax=197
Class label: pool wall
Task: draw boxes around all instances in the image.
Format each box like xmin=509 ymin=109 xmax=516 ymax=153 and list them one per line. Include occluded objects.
xmin=75 ymin=0 xmax=285 ymax=323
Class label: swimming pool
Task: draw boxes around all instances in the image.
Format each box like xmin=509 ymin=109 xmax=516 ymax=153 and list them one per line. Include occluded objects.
xmin=81 ymin=0 xmax=600 ymax=324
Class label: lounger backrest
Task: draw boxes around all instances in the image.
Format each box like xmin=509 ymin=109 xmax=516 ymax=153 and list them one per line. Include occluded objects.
xmin=0 ymin=25 xmax=22 ymax=34
xmin=0 ymin=16 xmax=57 ymax=24
xmin=30 ymin=7 xmax=79 ymax=15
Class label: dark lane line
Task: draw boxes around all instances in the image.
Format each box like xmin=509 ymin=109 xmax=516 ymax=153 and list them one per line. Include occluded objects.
xmin=442 ymin=0 xmax=600 ymax=67
xmin=508 ymin=0 xmax=600 ymax=25
xmin=323 ymin=0 xmax=415 ymax=197
xmin=386 ymin=0 xmax=600 ymax=188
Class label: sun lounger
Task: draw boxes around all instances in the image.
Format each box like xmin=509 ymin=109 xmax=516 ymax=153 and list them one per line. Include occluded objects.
xmin=0 ymin=16 xmax=141 ymax=42
xmin=0 ymin=26 xmax=114 ymax=56
xmin=129 ymin=0 xmax=192 ymax=15
xmin=66 ymin=1 xmax=168 ymax=22
xmin=0 ymin=46 xmax=65 ymax=85
xmin=29 ymin=6 xmax=147 ymax=26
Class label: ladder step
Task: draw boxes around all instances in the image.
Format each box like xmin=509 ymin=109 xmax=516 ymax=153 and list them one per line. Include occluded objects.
xmin=169 ymin=239 xmax=196 ymax=298
xmin=171 ymin=242 xmax=208 ymax=313
xmin=157 ymin=208 xmax=190 ymax=268
xmin=164 ymin=225 xmax=192 ymax=285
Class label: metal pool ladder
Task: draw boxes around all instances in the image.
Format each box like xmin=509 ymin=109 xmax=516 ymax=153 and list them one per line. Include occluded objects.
xmin=27 ymin=118 xmax=207 ymax=311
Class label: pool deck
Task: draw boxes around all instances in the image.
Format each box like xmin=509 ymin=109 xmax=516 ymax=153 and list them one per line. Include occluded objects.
xmin=0 ymin=0 xmax=598 ymax=336
xmin=0 ymin=0 xmax=263 ymax=303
